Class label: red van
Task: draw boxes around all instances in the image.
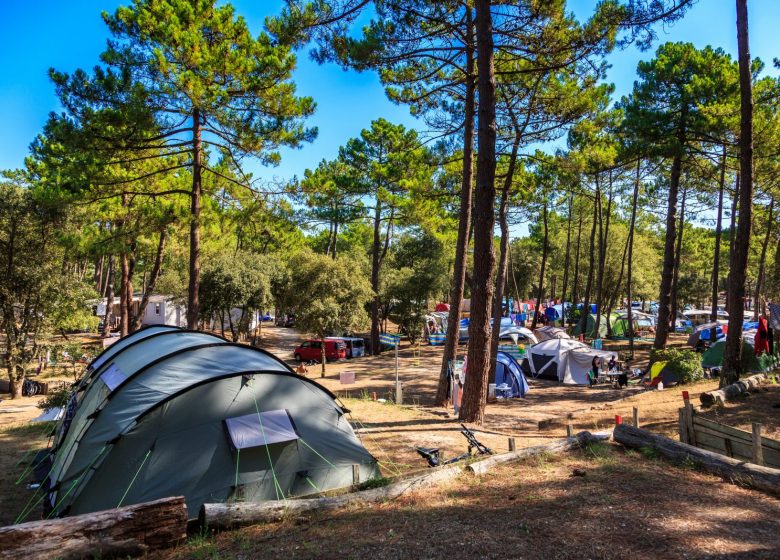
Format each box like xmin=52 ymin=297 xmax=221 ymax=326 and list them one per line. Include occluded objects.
xmin=293 ymin=339 xmax=346 ymax=362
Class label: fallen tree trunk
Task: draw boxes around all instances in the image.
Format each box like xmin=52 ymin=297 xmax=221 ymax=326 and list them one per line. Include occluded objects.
xmin=466 ymin=431 xmax=603 ymax=475
xmin=700 ymin=373 xmax=767 ymax=407
xmin=201 ymin=432 xmax=601 ymax=530
xmin=613 ymin=424 xmax=780 ymax=498
xmin=201 ymin=462 xmax=465 ymax=530
xmin=0 ymin=496 xmax=187 ymax=560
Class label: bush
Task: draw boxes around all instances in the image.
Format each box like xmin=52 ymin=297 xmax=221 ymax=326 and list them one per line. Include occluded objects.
xmin=37 ymin=384 xmax=73 ymax=411
xmin=650 ymin=347 xmax=704 ymax=384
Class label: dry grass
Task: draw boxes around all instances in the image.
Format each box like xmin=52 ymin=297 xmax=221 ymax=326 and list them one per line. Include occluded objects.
xmin=154 ymin=444 xmax=780 ymax=560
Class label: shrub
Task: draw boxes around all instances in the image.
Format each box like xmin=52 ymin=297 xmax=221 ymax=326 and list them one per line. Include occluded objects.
xmin=650 ymin=347 xmax=704 ymax=384
xmin=37 ymin=385 xmax=73 ymax=411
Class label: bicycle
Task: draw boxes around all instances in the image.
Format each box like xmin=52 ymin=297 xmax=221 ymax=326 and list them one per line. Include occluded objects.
xmin=416 ymin=424 xmax=494 ymax=467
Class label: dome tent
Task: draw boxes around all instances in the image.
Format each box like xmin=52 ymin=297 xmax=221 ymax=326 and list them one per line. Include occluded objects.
xmin=47 ymin=327 xmax=379 ymax=519
xmin=521 ymin=338 xmax=614 ymax=385
xmin=701 ymin=339 xmax=778 ymax=373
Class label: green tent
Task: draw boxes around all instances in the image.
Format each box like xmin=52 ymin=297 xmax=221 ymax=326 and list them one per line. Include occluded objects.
xmin=701 ymin=339 xmax=778 ymax=373
xmin=47 ymin=327 xmax=379 ymax=518
xmin=571 ymin=313 xmax=613 ymax=339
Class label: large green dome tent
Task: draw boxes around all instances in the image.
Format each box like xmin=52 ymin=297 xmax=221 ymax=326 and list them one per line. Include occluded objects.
xmin=46 ymin=327 xmax=379 ymax=519
xmin=701 ymin=339 xmax=778 ymax=373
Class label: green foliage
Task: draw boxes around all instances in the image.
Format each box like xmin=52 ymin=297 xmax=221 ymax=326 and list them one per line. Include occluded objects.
xmin=37 ymin=385 xmax=73 ymax=412
xmin=383 ymin=231 xmax=449 ymax=343
xmin=200 ymin=250 xmax=276 ymax=340
xmin=277 ymin=250 xmax=372 ymax=338
xmin=650 ymin=347 xmax=704 ymax=384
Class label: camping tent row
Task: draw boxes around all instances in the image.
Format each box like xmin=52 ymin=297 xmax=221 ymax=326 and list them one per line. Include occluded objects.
xmin=521 ymin=338 xmax=615 ymax=385
xmin=44 ymin=326 xmax=379 ymax=519
xmin=425 ymin=314 xmax=537 ymax=345
xmin=570 ymin=311 xmax=655 ymax=339
xmin=701 ymin=336 xmax=779 ymax=373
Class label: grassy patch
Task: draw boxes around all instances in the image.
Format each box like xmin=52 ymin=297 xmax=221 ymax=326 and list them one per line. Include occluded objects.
xmin=357 ymin=476 xmax=391 ymax=490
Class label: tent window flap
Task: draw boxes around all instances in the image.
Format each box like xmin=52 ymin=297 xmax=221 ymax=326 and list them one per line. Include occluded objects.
xmin=225 ymin=409 xmax=299 ymax=449
xmin=101 ymin=363 xmax=128 ymax=392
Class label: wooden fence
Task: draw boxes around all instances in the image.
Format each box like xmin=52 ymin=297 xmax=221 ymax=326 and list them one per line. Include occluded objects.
xmin=678 ymin=402 xmax=780 ymax=468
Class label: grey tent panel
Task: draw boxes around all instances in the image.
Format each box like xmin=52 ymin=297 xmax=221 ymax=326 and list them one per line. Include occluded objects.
xmin=58 ymin=359 xmax=379 ymax=517
xmin=50 ymin=331 xmax=228 ymax=489
xmin=100 ymin=363 xmax=128 ymax=392
xmin=55 ymin=345 xmax=307 ymax=509
xmin=89 ymin=326 xmax=178 ymax=372
xmin=226 ymin=410 xmax=299 ymax=449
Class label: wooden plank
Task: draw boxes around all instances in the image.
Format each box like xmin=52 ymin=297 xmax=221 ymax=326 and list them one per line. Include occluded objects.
xmin=753 ymin=423 xmax=764 ymax=466
xmin=633 ymin=406 xmax=639 ymax=428
xmin=684 ymin=403 xmax=695 ymax=446
xmin=692 ymin=416 xmax=780 ymax=452
xmin=613 ymin=424 xmax=780 ymax=498
xmin=678 ymin=408 xmax=688 ymax=444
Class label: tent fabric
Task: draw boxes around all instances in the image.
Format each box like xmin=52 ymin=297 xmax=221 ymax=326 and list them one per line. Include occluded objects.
xmin=88 ymin=325 xmax=179 ymax=373
xmin=492 ymin=352 xmax=529 ymax=397
xmin=533 ymin=326 xmax=571 ymax=342
xmin=225 ymin=410 xmax=299 ymax=449
xmin=687 ymin=322 xmax=724 ymax=347
xmin=499 ymin=326 xmax=538 ymax=344
xmin=701 ymin=339 xmax=778 ymax=373
xmin=48 ymin=328 xmax=379 ymax=519
xmin=571 ymin=314 xmax=615 ymax=339
xmin=522 ymin=339 xmax=613 ymax=385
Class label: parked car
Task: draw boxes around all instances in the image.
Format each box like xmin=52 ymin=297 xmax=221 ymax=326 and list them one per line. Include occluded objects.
xmin=325 ymin=337 xmax=366 ymax=358
xmin=294 ymin=339 xmax=346 ymax=362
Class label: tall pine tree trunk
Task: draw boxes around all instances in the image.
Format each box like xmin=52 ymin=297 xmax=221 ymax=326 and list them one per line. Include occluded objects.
xmin=726 ymin=174 xmax=739 ymax=312
xmin=753 ymin=200 xmax=774 ymax=319
xmin=627 ymin=159 xmax=641 ymax=355
xmin=711 ymin=146 xmax=726 ymax=342
xmin=188 ymin=107 xmax=203 ymax=329
xmin=531 ymin=203 xmax=549 ymax=330
xmin=436 ymin=11 xmax=475 ymax=406
xmin=653 ymin=139 xmax=684 ymax=349
xmin=577 ymin=192 xmax=599 ymax=337
xmin=489 ymin=137 xmax=519 ymax=379
xmin=595 ymin=174 xmax=611 ymax=339
xmin=102 ymin=256 xmax=114 ymax=338
xmin=459 ymin=0 xmax=496 ymax=424
xmin=723 ymin=0 xmax=754 ymax=385
xmin=670 ymin=185 xmax=687 ymax=328
xmin=561 ymin=194 xmax=573 ymax=303
xmin=572 ymin=209 xmax=584 ymax=315
xmin=132 ymin=229 xmax=168 ymax=332
xmin=120 ymin=253 xmax=130 ymax=337
xmin=370 ymin=200 xmax=383 ymax=355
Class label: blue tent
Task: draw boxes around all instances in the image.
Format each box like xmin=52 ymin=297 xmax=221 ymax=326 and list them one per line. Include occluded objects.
xmin=492 ymin=351 xmax=529 ymax=398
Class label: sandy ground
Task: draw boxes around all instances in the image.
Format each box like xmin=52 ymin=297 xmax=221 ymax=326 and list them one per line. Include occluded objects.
xmin=0 ymin=325 xmax=776 ymax=533
xmin=154 ymin=443 xmax=780 ymax=560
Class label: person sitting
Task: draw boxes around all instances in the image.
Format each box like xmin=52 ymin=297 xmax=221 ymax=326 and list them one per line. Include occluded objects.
xmin=607 ymin=355 xmax=618 ymax=372
xmin=589 ymin=356 xmax=600 ymax=387
xmin=295 ymin=362 xmax=309 ymax=376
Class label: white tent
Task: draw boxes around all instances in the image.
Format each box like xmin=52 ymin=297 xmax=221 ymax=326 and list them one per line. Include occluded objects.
xmin=524 ymin=339 xmax=614 ymax=385
xmin=533 ymin=326 xmax=571 ymax=342
xmin=499 ymin=326 xmax=538 ymax=344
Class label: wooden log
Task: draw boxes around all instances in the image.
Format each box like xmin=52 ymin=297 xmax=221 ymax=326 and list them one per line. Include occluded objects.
xmin=201 ymin=462 xmax=466 ymax=530
xmin=201 ymin=432 xmax=605 ymax=530
xmin=466 ymin=432 xmax=602 ymax=475
xmin=613 ymin=424 xmax=780 ymax=498
xmin=700 ymin=373 xmax=767 ymax=407
xmin=0 ymin=496 xmax=187 ymax=560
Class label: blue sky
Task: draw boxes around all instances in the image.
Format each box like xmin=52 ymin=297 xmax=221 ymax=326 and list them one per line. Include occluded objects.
xmin=1 ymin=0 xmax=779 ymax=185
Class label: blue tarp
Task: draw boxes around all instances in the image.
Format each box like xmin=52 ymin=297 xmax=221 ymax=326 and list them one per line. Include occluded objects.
xmin=494 ymin=351 xmax=529 ymax=398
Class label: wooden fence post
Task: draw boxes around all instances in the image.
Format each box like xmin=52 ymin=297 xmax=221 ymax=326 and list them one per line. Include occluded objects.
xmin=352 ymin=464 xmax=360 ymax=485
xmin=566 ymin=423 xmax=573 ymax=438
xmin=681 ymin=391 xmax=695 ymax=445
xmin=508 ymin=437 xmax=516 ymax=452
xmin=632 ymin=406 xmax=639 ymax=428
xmin=752 ymin=423 xmax=764 ymax=466
xmin=678 ymin=408 xmax=689 ymax=444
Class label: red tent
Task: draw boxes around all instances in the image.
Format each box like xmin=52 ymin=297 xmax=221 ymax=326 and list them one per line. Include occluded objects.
xmin=435 ymin=302 xmax=450 ymax=312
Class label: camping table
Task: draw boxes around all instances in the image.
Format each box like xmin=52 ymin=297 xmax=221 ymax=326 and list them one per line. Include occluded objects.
xmin=605 ymin=371 xmax=623 ymax=388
